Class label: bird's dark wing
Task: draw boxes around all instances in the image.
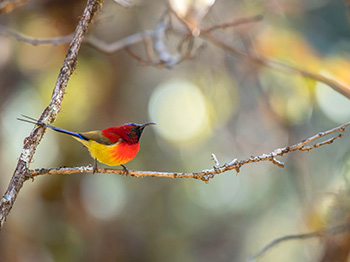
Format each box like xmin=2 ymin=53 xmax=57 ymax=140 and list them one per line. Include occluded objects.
xmin=79 ymin=130 xmax=119 ymax=145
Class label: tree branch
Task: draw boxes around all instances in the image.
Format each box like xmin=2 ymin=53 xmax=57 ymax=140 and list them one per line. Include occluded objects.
xmin=3 ymin=11 xmax=350 ymax=99
xmin=201 ymin=32 xmax=350 ymax=99
xmin=0 ymin=0 xmax=27 ymax=14
xmin=201 ymin=14 xmax=264 ymax=33
xmin=0 ymin=25 xmax=74 ymax=45
xmin=248 ymin=224 xmax=350 ymax=261
xmin=26 ymin=121 xmax=350 ymax=183
xmin=0 ymin=0 xmax=104 ymax=230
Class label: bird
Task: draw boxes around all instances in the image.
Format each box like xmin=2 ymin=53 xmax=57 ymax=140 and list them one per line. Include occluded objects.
xmin=17 ymin=115 xmax=155 ymax=173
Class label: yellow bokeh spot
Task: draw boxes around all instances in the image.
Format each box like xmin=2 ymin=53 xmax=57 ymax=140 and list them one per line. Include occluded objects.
xmin=148 ymin=78 xmax=210 ymax=145
xmin=194 ymin=70 xmax=237 ymax=128
xmin=322 ymin=56 xmax=350 ymax=85
xmin=256 ymin=26 xmax=321 ymax=72
xmin=260 ymin=69 xmax=314 ymax=124
xmin=15 ymin=16 xmax=66 ymax=72
xmin=316 ymin=56 xmax=350 ymax=123
xmin=35 ymin=57 xmax=114 ymax=127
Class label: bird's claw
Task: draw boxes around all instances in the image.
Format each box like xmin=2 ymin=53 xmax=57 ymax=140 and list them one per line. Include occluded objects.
xmin=92 ymin=159 xmax=98 ymax=174
xmin=120 ymin=164 xmax=129 ymax=175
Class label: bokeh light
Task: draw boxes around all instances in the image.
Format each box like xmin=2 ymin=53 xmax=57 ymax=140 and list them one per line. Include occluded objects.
xmin=148 ymin=78 xmax=211 ymax=146
xmin=1 ymin=1 xmax=350 ymax=261
xmin=259 ymin=69 xmax=314 ymax=124
xmin=0 ymin=86 xmax=60 ymax=176
xmin=81 ymin=175 xmax=126 ymax=221
xmin=316 ymin=80 xmax=350 ymax=123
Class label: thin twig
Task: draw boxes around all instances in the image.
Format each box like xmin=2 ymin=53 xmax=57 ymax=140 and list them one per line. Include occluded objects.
xmin=124 ymin=47 xmax=152 ymax=66
xmin=0 ymin=25 xmax=74 ymax=45
xmin=84 ymin=31 xmax=154 ymax=54
xmin=153 ymin=15 xmax=183 ymax=68
xmin=201 ymin=14 xmax=264 ymax=33
xmin=248 ymin=224 xmax=350 ymax=261
xmin=201 ymin=32 xmax=350 ymax=99
xmin=113 ymin=0 xmax=133 ymax=8
xmin=27 ymin=121 xmax=350 ymax=183
xmin=0 ymin=0 xmax=27 ymax=14
xmin=0 ymin=0 xmax=104 ymax=230
xmin=2 ymin=10 xmax=350 ymax=98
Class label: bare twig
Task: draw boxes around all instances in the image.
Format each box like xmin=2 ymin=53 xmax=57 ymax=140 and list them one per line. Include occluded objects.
xmin=113 ymin=0 xmax=133 ymax=8
xmin=143 ymin=35 xmax=155 ymax=61
xmin=0 ymin=24 xmax=155 ymax=50
xmin=26 ymin=121 xmax=350 ymax=183
xmin=201 ymin=32 xmax=350 ymax=99
xmin=2 ymin=8 xmax=350 ymax=98
xmin=84 ymin=31 xmax=154 ymax=54
xmin=211 ymin=153 xmax=220 ymax=167
xmin=0 ymin=0 xmax=104 ymax=230
xmin=248 ymin=224 xmax=350 ymax=261
xmin=124 ymin=47 xmax=153 ymax=66
xmin=201 ymin=14 xmax=264 ymax=33
xmin=153 ymin=16 xmax=181 ymax=68
xmin=0 ymin=0 xmax=27 ymax=14
xmin=0 ymin=25 xmax=74 ymax=45
xmin=0 ymin=8 xmax=197 ymax=68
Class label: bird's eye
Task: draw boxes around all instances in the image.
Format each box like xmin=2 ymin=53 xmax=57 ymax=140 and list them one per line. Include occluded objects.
xmin=130 ymin=128 xmax=136 ymax=132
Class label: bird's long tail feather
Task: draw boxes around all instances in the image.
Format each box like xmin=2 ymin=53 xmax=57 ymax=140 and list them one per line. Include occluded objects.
xmin=17 ymin=115 xmax=88 ymax=141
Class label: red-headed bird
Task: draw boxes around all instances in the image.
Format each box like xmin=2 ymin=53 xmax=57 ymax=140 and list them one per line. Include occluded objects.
xmin=18 ymin=115 xmax=155 ymax=172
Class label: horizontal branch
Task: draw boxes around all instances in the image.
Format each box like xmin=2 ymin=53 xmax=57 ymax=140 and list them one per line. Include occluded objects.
xmin=0 ymin=25 xmax=74 ymax=45
xmin=248 ymin=223 xmax=350 ymax=261
xmin=84 ymin=31 xmax=153 ymax=54
xmin=27 ymin=121 xmax=350 ymax=182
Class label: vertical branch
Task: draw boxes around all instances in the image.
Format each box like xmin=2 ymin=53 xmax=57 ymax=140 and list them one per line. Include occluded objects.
xmin=0 ymin=0 xmax=104 ymax=230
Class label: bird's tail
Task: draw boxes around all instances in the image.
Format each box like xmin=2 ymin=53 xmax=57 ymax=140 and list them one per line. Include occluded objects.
xmin=17 ymin=115 xmax=88 ymax=141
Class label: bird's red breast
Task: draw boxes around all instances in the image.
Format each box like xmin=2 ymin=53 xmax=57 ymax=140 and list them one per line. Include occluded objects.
xmin=111 ymin=141 xmax=140 ymax=164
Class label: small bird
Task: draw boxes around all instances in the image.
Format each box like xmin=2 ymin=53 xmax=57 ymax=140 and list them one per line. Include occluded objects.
xmin=18 ymin=115 xmax=155 ymax=173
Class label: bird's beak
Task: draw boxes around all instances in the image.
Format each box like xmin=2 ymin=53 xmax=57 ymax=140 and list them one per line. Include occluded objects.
xmin=140 ymin=122 xmax=156 ymax=128
xmin=135 ymin=122 xmax=155 ymax=140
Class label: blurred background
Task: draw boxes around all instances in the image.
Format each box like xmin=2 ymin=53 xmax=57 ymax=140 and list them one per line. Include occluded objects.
xmin=1 ymin=0 xmax=350 ymax=261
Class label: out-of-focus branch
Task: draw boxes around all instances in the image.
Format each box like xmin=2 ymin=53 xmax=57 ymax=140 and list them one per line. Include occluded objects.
xmin=1 ymin=9 xmax=350 ymax=96
xmin=248 ymin=224 xmax=350 ymax=262
xmin=84 ymin=31 xmax=153 ymax=53
xmin=27 ymin=121 xmax=350 ymax=182
xmin=113 ymin=0 xmax=133 ymax=8
xmin=0 ymin=0 xmax=27 ymax=14
xmin=0 ymin=25 xmax=74 ymax=45
xmin=201 ymin=32 xmax=350 ymax=99
xmin=0 ymin=0 xmax=104 ymax=230
xmin=201 ymin=14 xmax=264 ymax=33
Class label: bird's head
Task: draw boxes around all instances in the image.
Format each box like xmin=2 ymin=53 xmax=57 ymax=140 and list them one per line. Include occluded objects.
xmin=102 ymin=122 xmax=155 ymax=144
xmin=124 ymin=122 xmax=156 ymax=143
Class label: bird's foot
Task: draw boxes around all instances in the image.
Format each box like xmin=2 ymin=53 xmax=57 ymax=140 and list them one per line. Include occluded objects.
xmin=92 ymin=159 xmax=98 ymax=174
xmin=120 ymin=164 xmax=129 ymax=175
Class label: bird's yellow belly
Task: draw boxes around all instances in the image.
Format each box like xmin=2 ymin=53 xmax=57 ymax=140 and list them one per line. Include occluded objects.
xmin=83 ymin=140 xmax=140 ymax=166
